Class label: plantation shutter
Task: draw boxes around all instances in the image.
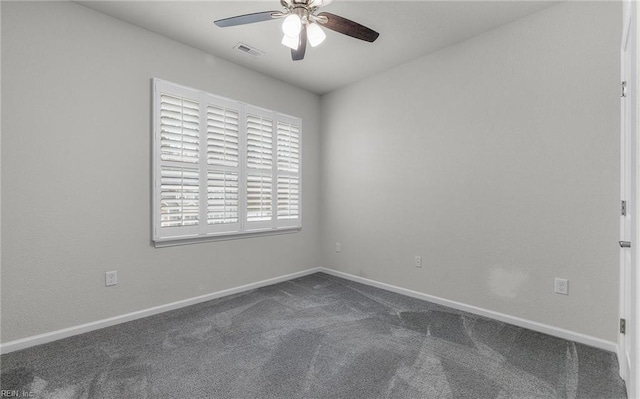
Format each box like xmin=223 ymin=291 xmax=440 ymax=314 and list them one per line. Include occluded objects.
xmin=155 ymin=81 xmax=202 ymax=239
xmin=205 ymin=98 xmax=241 ymax=232
xmin=153 ymin=79 xmax=302 ymax=244
xmin=276 ymin=121 xmax=300 ymax=173
xmin=160 ymin=167 xmax=200 ymax=228
xmin=245 ymin=107 xmax=274 ymax=229
xmin=276 ymin=119 xmax=301 ymax=227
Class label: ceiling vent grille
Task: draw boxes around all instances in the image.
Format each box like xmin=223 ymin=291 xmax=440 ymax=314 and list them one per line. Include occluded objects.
xmin=233 ymin=43 xmax=265 ymax=58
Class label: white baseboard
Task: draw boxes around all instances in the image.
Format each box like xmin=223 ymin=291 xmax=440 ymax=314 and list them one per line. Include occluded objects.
xmin=0 ymin=267 xmax=322 ymax=354
xmin=319 ymin=268 xmax=619 ymax=354
xmin=1 ymin=266 xmax=618 ymax=355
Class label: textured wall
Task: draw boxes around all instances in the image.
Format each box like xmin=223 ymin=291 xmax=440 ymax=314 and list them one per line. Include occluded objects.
xmin=320 ymin=2 xmax=621 ymax=342
xmin=1 ymin=1 xmax=321 ymax=342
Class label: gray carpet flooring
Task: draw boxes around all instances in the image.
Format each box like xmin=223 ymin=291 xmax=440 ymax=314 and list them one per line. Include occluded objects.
xmin=0 ymin=272 xmax=628 ymax=398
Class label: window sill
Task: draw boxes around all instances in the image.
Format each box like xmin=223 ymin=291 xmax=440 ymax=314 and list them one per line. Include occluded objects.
xmin=153 ymin=227 xmax=302 ymax=248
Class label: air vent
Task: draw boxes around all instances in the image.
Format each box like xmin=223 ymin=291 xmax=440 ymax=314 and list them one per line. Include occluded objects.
xmin=233 ymin=43 xmax=265 ymax=58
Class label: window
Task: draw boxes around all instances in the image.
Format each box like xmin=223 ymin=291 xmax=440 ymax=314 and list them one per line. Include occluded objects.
xmin=152 ymin=79 xmax=301 ymax=245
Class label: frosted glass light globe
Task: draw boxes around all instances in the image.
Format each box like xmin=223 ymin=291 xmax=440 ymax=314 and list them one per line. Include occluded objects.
xmin=307 ymin=23 xmax=326 ymax=47
xmin=282 ymin=14 xmax=302 ymax=38
xmin=281 ymin=34 xmax=299 ymax=50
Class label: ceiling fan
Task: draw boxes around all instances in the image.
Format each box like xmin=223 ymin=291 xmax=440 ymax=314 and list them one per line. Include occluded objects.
xmin=214 ymin=0 xmax=380 ymax=61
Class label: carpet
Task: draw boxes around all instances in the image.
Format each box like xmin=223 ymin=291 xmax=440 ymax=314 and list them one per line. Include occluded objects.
xmin=0 ymin=272 xmax=627 ymax=398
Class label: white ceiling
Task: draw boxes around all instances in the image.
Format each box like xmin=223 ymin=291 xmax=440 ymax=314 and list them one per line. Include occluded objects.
xmin=77 ymin=1 xmax=559 ymax=94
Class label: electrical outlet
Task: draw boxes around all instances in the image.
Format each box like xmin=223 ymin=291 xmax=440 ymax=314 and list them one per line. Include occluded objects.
xmin=335 ymin=243 xmax=341 ymax=253
xmin=105 ymin=271 xmax=118 ymax=287
xmin=554 ymin=278 xmax=568 ymax=295
xmin=414 ymin=256 xmax=422 ymax=268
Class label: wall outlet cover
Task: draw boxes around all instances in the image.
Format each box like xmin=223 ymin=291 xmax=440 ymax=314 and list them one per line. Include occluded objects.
xmin=105 ymin=271 xmax=118 ymax=287
xmin=554 ymin=278 xmax=568 ymax=295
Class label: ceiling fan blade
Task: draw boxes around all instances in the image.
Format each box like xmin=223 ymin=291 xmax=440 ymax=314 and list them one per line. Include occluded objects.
xmin=214 ymin=11 xmax=282 ymax=28
xmin=291 ymin=27 xmax=307 ymax=61
xmin=317 ymin=12 xmax=379 ymax=42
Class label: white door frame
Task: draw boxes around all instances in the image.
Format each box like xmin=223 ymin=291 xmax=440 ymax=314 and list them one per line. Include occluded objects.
xmin=620 ymin=1 xmax=638 ymax=397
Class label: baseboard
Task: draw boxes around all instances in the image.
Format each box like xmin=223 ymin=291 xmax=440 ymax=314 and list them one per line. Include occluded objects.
xmin=318 ymin=268 xmax=619 ymax=354
xmin=0 ymin=267 xmax=322 ymax=354
xmin=1 ymin=266 xmax=618 ymax=356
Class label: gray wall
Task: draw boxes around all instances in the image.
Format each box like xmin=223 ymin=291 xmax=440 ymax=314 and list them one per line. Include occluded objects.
xmin=1 ymin=1 xmax=321 ymax=342
xmin=1 ymin=0 xmax=622 ymax=345
xmin=320 ymin=2 xmax=621 ymax=342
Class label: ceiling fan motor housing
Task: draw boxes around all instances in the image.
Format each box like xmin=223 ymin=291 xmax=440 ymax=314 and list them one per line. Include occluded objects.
xmin=292 ymin=6 xmax=309 ymax=25
xmin=287 ymin=0 xmax=323 ymax=8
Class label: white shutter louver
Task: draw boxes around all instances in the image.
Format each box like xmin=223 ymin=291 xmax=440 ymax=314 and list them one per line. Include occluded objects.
xmin=207 ymin=106 xmax=239 ymax=168
xmin=246 ymin=109 xmax=274 ymax=226
xmin=157 ymin=87 xmax=201 ymax=234
xmin=160 ymin=95 xmax=199 ymax=164
xmin=206 ymin=102 xmax=241 ymax=229
xmin=247 ymin=114 xmax=273 ymax=170
xmin=160 ymin=167 xmax=200 ymax=227
xmin=277 ymin=176 xmax=300 ymax=220
xmin=207 ymin=171 xmax=239 ymax=224
xmin=277 ymin=122 xmax=300 ymax=173
xmin=276 ymin=120 xmax=301 ymax=225
xmin=247 ymin=175 xmax=272 ymax=222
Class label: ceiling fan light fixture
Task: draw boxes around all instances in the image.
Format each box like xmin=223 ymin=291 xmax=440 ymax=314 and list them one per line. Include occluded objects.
xmin=282 ymin=14 xmax=302 ymax=37
xmin=215 ymin=1 xmax=380 ymax=61
xmin=281 ymin=34 xmax=299 ymax=50
xmin=307 ymin=23 xmax=326 ymax=47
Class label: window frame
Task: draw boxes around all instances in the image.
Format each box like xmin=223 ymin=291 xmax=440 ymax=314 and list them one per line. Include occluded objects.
xmin=152 ymin=79 xmax=302 ymax=246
